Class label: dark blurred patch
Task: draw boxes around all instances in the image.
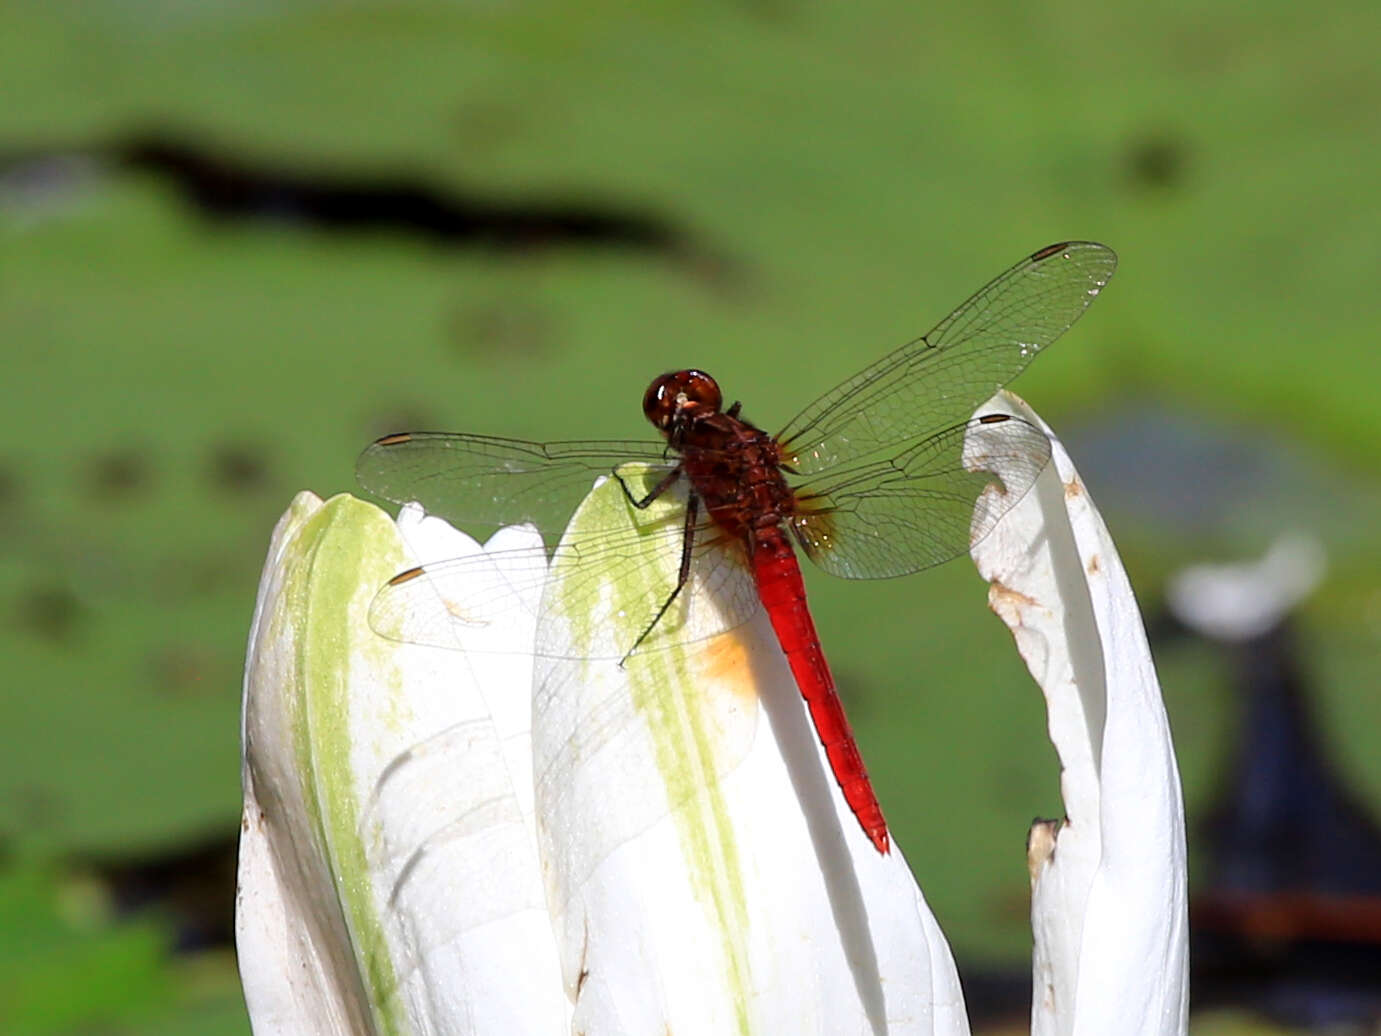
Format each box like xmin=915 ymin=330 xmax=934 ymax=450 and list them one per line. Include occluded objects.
xmin=13 ymin=583 xmax=85 ymax=642
xmin=85 ymin=448 xmax=151 ymax=499
xmin=958 ymin=965 xmax=1031 ymax=1030
xmin=149 ymin=552 xmax=242 ymax=603
xmin=206 ymin=442 xmax=271 ymax=495
xmin=1152 ymin=605 xmax=1381 ymax=1027
xmin=0 ymin=463 xmax=19 ymax=538
xmin=109 ymin=132 xmax=697 ymax=258
xmin=77 ymin=830 xmax=237 ymax=953
xmin=448 ymin=298 xmax=554 ymax=361
xmin=1123 ymin=132 xmax=1189 ymax=192
xmin=0 ymin=464 xmax=18 ymax=506
xmin=148 ymin=644 xmax=220 ymax=698
xmin=9 ymin=784 xmax=68 ymax=836
xmin=1202 ymin=621 xmax=1381 ymax=905
xmin=1 ymin=135 xmax=742 ymax=288
xmin=831 ymin=670 xmax=871 ymax=720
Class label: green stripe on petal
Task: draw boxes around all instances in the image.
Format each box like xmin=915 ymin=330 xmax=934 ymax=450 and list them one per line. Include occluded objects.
xmin=629 ymin=638 xmax=751 ymax=1035
xmin=265 ymin=494 xmax=411 ymax=1036
xmin=542 ymin=470 xmax=753 ymax=1032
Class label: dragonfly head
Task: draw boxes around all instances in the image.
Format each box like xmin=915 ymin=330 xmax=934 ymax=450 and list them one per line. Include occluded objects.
xmin=643 ymin=369 xmax=723 ymax=437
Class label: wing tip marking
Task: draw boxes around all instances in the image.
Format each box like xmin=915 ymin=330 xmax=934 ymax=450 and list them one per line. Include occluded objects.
xmin=1030 ymin=241 xmax=1072 ymax=262
xmin=388 ymin=565 xmax=427 ymax=587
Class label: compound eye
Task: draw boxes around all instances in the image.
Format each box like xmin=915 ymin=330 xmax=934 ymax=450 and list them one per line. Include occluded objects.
xmin=678 ymin=370 xmax=723 ymax=410
xmin=642 ymin=369 xmax=722 ymax=429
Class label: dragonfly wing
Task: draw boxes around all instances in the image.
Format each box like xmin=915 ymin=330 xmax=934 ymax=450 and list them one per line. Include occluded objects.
xmin=533 ymin=471 xmax=763 ymax=887
xmin=357 ymin=431 xmax=673 ymax=546
xmin=369 ymin=645 xmax=763 ymax=904
xmin=366 ymin=471 xmax=764 ymax=888
xmin=368 ymin=467 xmax=761 ymax=659
xmin=777 ymin=242 xmax=1115 ymax=474
xmin=363 ymin=715 xmax=544 ymax=938
xmin=367 ymin=537 xmax=555 ymax=653
xmin=789 ymin=414 xmax=1051 ymax=579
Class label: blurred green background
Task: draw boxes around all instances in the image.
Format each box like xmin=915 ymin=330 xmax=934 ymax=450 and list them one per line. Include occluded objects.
xmin=3 ymin=0 xmax=1380 ymax=1032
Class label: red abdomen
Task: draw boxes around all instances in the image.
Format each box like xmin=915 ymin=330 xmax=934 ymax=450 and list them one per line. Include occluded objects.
xmin=750 ymin=528 xmax=890 ymax=854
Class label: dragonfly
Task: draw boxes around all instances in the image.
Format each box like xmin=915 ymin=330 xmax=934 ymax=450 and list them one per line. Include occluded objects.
xmin=357 ymin=241 xmax=1117 ymax=857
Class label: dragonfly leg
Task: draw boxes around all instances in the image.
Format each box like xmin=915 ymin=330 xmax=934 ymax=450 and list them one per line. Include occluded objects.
xmin=620 ymin=492 xmax=700 ymax=667
xmin=614 ymin=465 xmax=682 ymax=509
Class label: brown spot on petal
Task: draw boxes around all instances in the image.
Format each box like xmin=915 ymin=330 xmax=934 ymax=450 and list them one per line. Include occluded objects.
xmin=1027 ymin=817 xmax=1062 ymax=882
xmin=1063 ymin=479 xmax=1083 ymax=499
xmin=1086 ymin=553 xmax=1101 ymax=575
xmin=988 ymin=581 xmax=1041 ymax=629
xmin=575 ymin=918 xmax=591 ymax=999
xmin=989 ymin=581 xmax=1039 ymax=610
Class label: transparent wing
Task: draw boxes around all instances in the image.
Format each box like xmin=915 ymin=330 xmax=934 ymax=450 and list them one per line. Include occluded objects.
xmin=532 ymin=472 xmax=765 ymax=886
xmin=777 ymin=242 xmax=1115 ymax=474
xmin=367 ymin=469 xmax=761 ymax=660
xmin=356 ymin=431 xmax=673 ymax=547
xmin=361 ymin=717 xmax=551 ymax=993
xmin=789 ymin=414 xmax=1051 ymax=579
xmin=366 ymin=471 xmax=764 ymax=888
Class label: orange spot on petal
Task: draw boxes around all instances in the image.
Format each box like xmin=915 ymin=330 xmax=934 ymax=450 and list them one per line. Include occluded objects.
xmin=693 ymin=628 xmax=758 ymax=708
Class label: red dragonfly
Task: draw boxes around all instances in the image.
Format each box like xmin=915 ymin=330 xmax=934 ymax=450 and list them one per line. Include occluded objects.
xmin=357 ymin=241 xmax=1116 ymax=856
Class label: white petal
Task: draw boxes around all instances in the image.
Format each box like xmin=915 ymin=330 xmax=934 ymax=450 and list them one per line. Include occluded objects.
xmin=968 ymin=394 xmax=1189 ymax=1036
xmin=534 ymin=471 xmax=970 ymax=1035
xmin=238 ymin=492 xmax=372 ymax=1036
xmin=237 ymin=493 xmax=567 ymax=1035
